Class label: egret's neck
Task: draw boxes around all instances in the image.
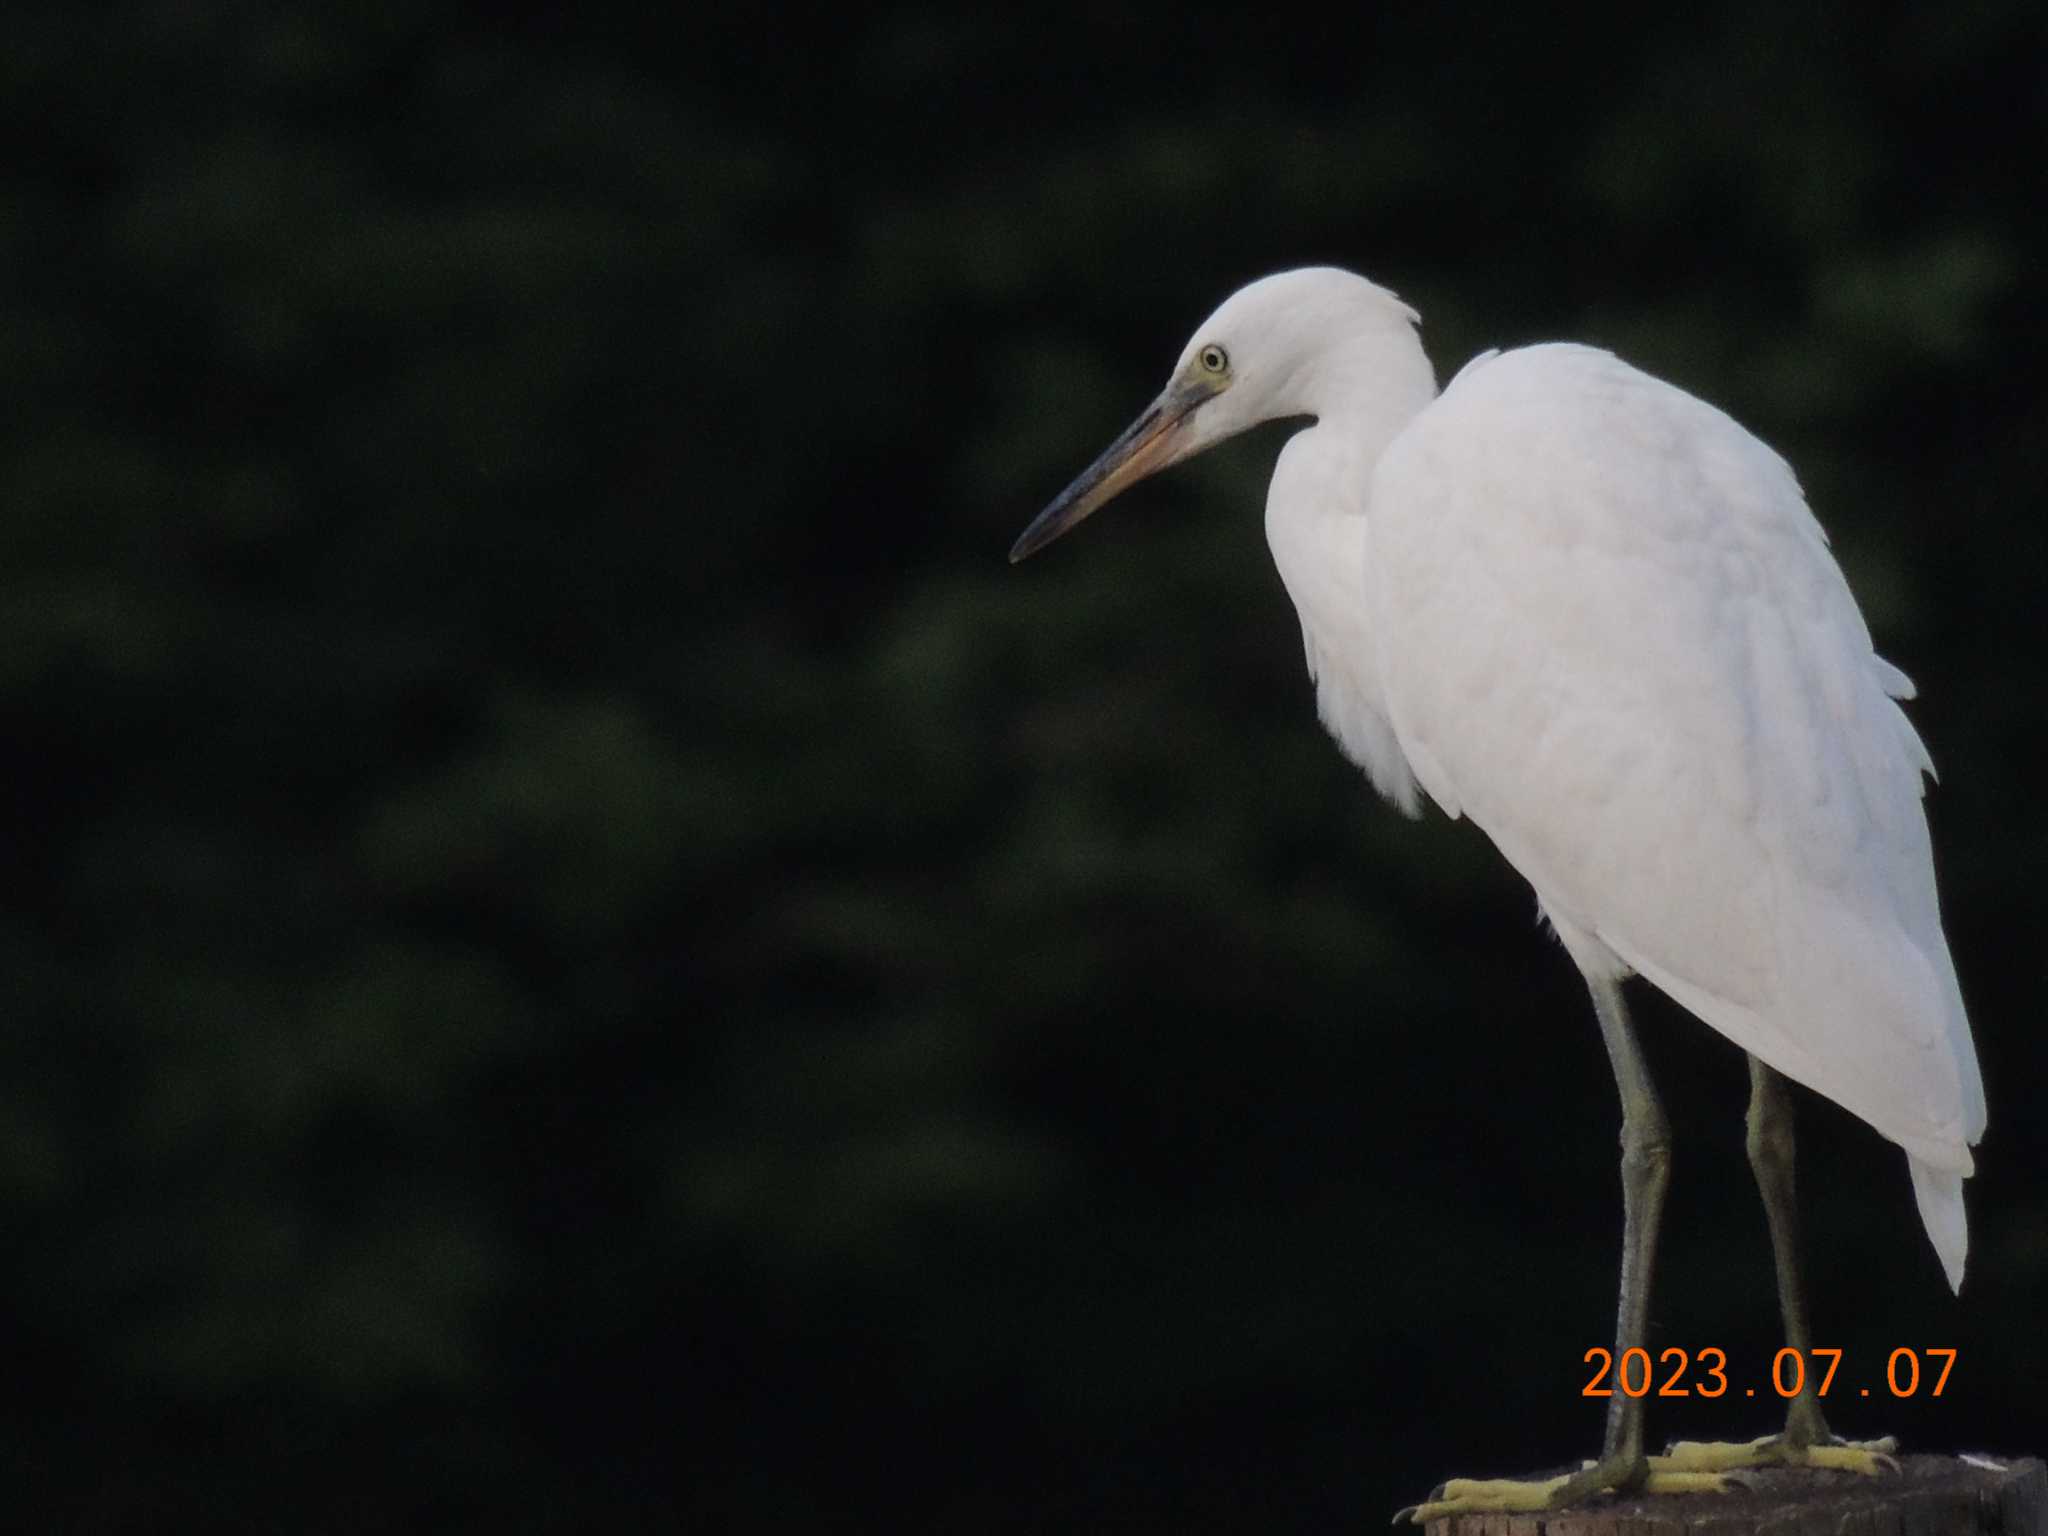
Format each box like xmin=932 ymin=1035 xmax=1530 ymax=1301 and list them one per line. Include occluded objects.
xmin=1262 ymin=324 xmax=1438 ymax=604
xmin=1288 ymin=326 xmax=1439 ymax=483
xmin=1259 ymin=326 xmax=1436 ymax=815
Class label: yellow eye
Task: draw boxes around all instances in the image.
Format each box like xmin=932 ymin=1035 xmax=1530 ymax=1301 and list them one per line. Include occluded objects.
xmin=1199 ymin=344 xmax=1229 ymax=374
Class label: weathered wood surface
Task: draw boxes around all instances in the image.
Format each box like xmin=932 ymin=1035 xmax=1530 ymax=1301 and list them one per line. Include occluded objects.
xmin=1426 ymin=1455 xmax=2045 ymax=1536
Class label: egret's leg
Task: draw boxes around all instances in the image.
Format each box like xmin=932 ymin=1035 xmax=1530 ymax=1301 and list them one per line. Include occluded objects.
xmin=1548 ymin=976 xmax=1671 ymax=1504
xmin=1403 ymin=978 xmax=1724 ymax=1521
xmin=1654 ymin=1059 xmax=1897 ymax=1479
xmin=1749 ymin=1055 xmax=1828 ymax=1448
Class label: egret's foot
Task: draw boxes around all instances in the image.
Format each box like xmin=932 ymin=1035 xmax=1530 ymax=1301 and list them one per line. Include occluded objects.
xmin=1656 ymin=1434 xmax=1900 ymax=1477
xmin=1397 ymin=1457 xmax=1738 ymax=1522
xmin=1397 ymin=1469 xmax=1573 ymax=1522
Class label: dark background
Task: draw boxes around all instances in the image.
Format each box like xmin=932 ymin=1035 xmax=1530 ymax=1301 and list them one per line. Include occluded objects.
xmin=4 ymin=2 xmax=2043 ymax=1529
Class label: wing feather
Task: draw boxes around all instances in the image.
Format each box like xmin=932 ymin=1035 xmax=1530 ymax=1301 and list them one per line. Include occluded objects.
xmin=1366 ymin=345 xmax=1983 ymax=1174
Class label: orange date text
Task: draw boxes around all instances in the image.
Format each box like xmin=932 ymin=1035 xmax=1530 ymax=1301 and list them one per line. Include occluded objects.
xmin=1582 ymin=1346 xmax=1955 ymax=1400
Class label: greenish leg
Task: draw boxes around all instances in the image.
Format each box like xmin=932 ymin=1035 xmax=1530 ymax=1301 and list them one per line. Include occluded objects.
xmin=1652 ymin=1058 xmax=1897 ymax=1479
xmin=1403 ymin=1021 xmax=1901 ymax=1521
xmin=1401 ymin=977 xmax=1701 ymax=1521
xmin=1550 ymin=975 xmax=1671 ymax=1504
xmin=1746 ymin=1055 xmax=1830 ymax=1449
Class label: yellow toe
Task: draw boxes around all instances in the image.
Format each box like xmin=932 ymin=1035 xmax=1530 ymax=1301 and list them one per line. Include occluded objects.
xmin=1654 ymin=1434 xmax=1899 ymax=1477
xmin=1803 ymin=1441 xmax=1900 ymax=1476
xmin=1641 ymin=1470 xmax=1737 ymax=1495
xmin=1654 ymin=1436 xmax=1779 ymax=1474
xmin=1399 ymin=1456 xmax=1746 ymax=1522
xmin=1400 ymin=1473 xmax=1575 ymax=1521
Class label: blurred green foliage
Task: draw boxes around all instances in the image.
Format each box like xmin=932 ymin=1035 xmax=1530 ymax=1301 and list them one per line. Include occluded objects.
xmin=0 ymin=1 xmax=2042 ymax=1528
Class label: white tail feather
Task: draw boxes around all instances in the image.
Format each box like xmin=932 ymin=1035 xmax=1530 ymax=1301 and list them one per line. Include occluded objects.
xmin=1908 ymin=1154 xmax=1969 ymax=1293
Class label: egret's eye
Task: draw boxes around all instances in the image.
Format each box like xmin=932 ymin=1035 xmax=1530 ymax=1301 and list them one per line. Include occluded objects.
xmin=1199 ymin=344 xmax=1229 ymax=375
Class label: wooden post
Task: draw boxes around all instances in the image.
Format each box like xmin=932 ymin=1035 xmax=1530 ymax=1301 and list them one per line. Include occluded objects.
xmin=1425 ymin=1456 xmax=2046 ymax=1536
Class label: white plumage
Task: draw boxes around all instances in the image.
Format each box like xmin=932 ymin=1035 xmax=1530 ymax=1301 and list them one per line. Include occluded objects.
xmin=1011 ymin=266 xmax=1985 ymax=1296
xmin=1366 ymin=340 xmax=1982 ymax=1287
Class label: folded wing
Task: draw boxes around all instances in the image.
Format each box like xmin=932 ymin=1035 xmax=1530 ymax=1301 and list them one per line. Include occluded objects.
xmin=1366 ymin=343 xmax=1983 ymax=1279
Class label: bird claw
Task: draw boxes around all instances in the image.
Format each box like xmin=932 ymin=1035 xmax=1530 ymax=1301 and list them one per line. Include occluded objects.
xmin=1390 ymin=1483 xmax=1449 ymax=1524
xmin=1802 ymin=1441 xmax=1901 ymax=1477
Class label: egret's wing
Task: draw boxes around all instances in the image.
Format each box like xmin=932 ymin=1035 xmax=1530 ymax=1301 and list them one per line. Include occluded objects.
xmin=1367 ymin=345 xmax=1983 ymax=1172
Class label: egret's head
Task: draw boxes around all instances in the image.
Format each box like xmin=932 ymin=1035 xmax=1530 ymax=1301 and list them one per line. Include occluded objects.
xmin=1009 ymin=267 xmax=1421 ymax=562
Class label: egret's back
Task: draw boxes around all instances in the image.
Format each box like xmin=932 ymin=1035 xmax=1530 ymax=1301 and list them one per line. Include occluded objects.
xmin=1365 ymin=344 xmax=1984 ymax=1285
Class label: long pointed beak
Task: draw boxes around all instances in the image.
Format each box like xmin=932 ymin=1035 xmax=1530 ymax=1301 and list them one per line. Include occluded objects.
xmin=1009 ymin=379 xmax=1210 ymax=563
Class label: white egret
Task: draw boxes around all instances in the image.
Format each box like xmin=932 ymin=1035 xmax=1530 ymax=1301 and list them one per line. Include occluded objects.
xmin=1009 ymin=268 xmax=1984 ymax=1517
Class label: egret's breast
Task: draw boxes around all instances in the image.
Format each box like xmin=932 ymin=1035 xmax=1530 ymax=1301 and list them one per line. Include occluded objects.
xmin=1264 ymin=426 xmax=1421 ymax=816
